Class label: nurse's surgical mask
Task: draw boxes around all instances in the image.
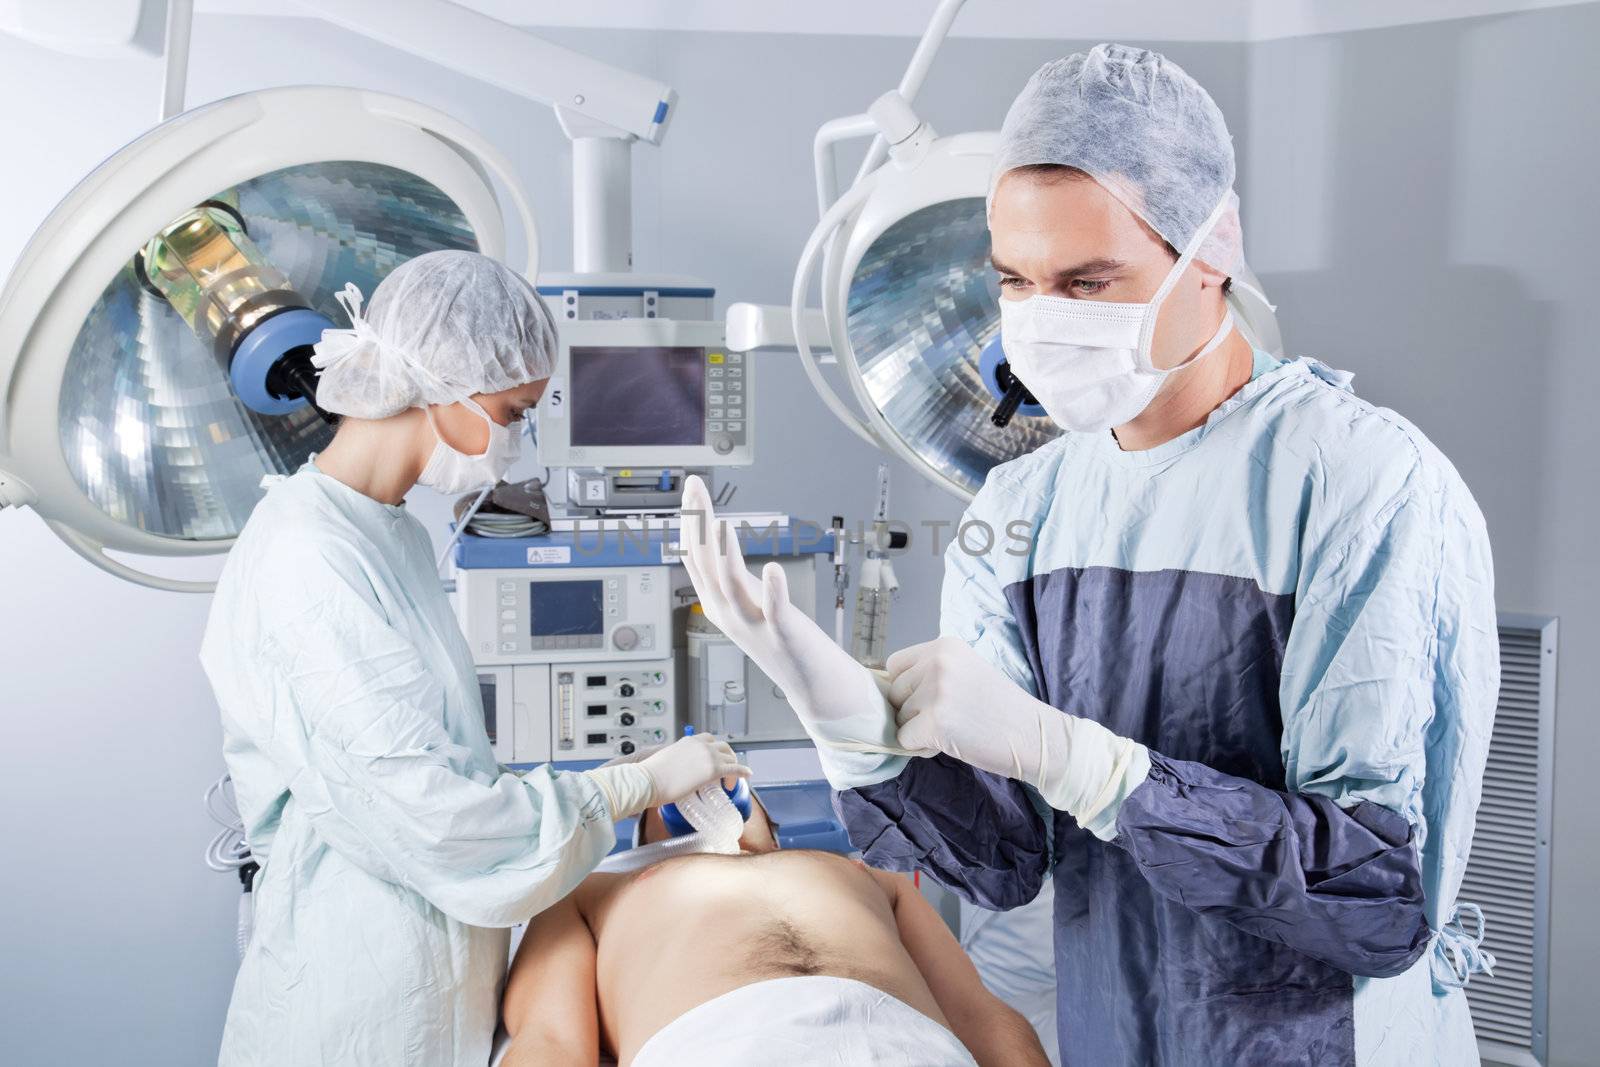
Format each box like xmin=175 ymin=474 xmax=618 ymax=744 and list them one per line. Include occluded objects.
xmin=1000 ymin=194 xmax=1235 ymax=434
xmin=418 ymin=397 xmax=523 ymax=494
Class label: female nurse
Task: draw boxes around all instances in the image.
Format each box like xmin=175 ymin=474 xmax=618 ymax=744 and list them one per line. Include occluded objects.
xmin=200 ymin=250 xmax=746 ymax=1066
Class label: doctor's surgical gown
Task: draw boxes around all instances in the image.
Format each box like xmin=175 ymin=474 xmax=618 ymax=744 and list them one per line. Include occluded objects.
xmin=827 ymin=352 xmax=1499 ymax=1067
xmin=201 ymin=463 xmax=616 ymax=1066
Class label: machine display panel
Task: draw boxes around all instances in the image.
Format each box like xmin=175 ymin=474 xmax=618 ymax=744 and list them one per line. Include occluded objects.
xmin=529 ymin=580 xmax=605 ymax=637
xmin=569 ymin=345 xmax=705 ymax=446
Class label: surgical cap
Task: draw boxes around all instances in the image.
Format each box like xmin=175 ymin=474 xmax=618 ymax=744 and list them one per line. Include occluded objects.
xmin=312 ymin=249 xmax=558 ymax=420
xmin=990 ymin=44 xmax=1243 ymax=276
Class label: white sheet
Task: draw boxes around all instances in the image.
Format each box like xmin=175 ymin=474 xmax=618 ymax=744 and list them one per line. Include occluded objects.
xmin=632 ymin=974 xmax=977 ymax=1067
xmin=488 ymin=976 xmax=974 ymax=1066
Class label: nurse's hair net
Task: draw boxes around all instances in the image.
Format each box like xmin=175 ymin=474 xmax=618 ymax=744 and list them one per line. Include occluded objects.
xmin=990 ymin=43 xmax=1243 ymax=276
xmin=312 ymin=249 xmax=558 ymax=420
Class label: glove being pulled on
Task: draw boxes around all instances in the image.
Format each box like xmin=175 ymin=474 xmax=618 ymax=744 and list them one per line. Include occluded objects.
xmin=886 ymin=636 xmax=1151 ymax=840
xmin=677 ymin=476 xmax=903 ymax=760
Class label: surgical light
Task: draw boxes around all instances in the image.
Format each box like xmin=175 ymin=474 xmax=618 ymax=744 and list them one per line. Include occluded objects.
xmin=0 ymin=0 xmax=683 ymax=593
xmin=791 ymin=123 xmax=1061 ymax=501
xmin=134 ymin=197 xmax=331 ymax=419
xmin=0 ymin=87 xmax=535 ymax=591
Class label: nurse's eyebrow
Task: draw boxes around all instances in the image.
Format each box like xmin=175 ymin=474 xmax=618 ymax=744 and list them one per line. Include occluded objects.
xmin=989 ymin=254 xmax=1126 ymax=280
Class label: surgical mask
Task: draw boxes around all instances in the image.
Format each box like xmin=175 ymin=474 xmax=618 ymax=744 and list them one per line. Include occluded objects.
xmin=418 ymin=397 xmax=522 ymax=495
xmin=999 ymin=194 xmax=1236 ymax=433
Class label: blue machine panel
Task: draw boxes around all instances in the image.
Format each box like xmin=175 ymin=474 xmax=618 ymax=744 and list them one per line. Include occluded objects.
xmin=516 ymin=765 xmax=849 ymax=857
xmin=453 ymin=523 xmax=837 ymax=569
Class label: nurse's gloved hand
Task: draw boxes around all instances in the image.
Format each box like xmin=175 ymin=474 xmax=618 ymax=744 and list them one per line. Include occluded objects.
xmin=678 ymin=476 xmax=901 ymax=758
xmin=584 ymin=734 xmax=750 ymax=821
xmin=887 ymin=637 xmax=1151 ymax=840
xmin=642 ymin=734 xmax=751 ymax=806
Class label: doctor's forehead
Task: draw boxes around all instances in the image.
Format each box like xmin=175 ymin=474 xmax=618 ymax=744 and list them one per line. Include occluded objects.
xmin=989 ymin=170 xmax=1164 ymax=274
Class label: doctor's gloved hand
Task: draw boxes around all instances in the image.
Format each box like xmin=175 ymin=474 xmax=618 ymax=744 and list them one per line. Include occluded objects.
xmin=583 ymin=733 xmax=750 ymax=821
xmin=887 ymin=637 xmax=1152 ymax=840
xmin=677 ymin=476 xmax=903 ymax=764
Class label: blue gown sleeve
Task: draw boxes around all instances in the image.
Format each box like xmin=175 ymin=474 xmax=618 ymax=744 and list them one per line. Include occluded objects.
xmin=834 ymin=480 xmax=1053 ymax=911
xmin=252 ymin=537 xmax=616 ymax=928
xmin=1116 ymin=478 xmax=1495 ymax=978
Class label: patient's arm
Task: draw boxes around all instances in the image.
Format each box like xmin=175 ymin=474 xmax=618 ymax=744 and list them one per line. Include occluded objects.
xmin=868 ymin=868 xmax=1051 ymax=1067
xmin=501 ymin=894 xmax=600 ymax=1067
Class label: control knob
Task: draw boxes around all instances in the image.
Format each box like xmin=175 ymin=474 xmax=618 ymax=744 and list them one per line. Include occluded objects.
xmin=613 ymin=625 xmax=640 ymax=651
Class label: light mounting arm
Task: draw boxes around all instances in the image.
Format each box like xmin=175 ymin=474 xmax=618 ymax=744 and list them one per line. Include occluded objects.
xmin=303 ymin=0 xmax=677 ymax=145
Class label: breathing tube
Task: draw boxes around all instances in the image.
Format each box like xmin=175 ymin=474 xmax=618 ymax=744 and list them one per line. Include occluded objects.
xmin=661 ymin=775 xmax=752 ymax=836
xmin=595 ymin=730 xmax=752 ymax=874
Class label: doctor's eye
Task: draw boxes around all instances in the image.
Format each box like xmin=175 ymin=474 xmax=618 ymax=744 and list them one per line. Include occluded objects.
xmin=997 ymin=274 xmax=1030 ymax=290
xmin=1071 ymin=279 xmax=1112 ymax=295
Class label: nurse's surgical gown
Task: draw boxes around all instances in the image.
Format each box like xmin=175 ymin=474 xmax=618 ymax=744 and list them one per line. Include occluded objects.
xmin=201 ymin=463 xmax=616 ymax=1066
xmin=827 ymin=353 xmax=1499 ymax=1067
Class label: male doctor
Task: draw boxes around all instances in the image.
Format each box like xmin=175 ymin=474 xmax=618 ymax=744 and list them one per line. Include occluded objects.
xmin=681 ymin=44 xmax=1499 ymax=1066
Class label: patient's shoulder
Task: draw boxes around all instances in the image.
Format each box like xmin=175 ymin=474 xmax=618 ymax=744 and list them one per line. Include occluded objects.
xmin=858 ymin=861 xmax=913 ymax=901
xmin=573 ymin=870 xmax=628 ymax=917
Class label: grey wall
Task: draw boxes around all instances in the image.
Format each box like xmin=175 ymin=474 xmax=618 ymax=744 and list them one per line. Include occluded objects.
xmin=0 ymin=7 xmax=1592 ymax=1066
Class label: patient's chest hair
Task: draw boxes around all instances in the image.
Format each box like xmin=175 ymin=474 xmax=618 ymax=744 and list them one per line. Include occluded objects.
xmin=746 ymin=913 xmax=825 ymax=978
xmin=605 ymin=849 xmax=887 ymax=983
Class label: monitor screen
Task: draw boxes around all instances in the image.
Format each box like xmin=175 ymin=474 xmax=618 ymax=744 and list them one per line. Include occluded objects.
xmin=529 ymin=580 xmax=605 ymax=637
xmin=569 ymin=345 xmax=705 ymax=446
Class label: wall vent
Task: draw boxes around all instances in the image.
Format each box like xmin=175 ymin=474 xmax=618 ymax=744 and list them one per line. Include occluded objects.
xmin=1467 ymin=614 xmax=1556 ymax=1067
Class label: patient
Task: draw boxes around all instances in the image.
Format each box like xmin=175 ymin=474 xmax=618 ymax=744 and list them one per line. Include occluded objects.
xmin=502 ymin=787 xmax=1048 ymax=1067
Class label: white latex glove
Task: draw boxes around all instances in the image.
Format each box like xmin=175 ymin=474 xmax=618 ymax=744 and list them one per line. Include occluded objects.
xmin=582 ymin=733 xmax=751 ymax=821
xmin=677 ymin=476 xmax=905 ymax=760
xmin=886 ymin=637 xmax=1151 ymax=840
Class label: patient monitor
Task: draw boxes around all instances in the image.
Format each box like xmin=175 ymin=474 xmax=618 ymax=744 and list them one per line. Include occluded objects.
xmin=536 ymin=318 xmax=752 ymax=470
